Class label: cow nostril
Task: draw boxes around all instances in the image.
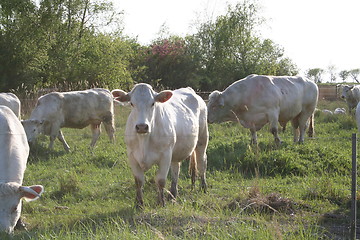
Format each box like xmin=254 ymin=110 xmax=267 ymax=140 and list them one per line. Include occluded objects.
xmin=135 ymin=124 xmax=149 ymax=133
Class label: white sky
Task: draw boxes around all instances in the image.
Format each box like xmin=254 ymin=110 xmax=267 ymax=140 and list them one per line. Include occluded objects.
xmin=114 ymin=0 xmax=360 ymax=76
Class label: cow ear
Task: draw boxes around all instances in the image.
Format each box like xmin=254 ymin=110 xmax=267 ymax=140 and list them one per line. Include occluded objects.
xmin=155 ymin=91 xmax=173 ymax=103
xmin=111 ymin=89 xmax=130 ymax=102
xmin=20 ymin=185 xmax=44 ymax=202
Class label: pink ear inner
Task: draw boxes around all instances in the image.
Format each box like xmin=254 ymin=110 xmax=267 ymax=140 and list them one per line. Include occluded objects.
xmin=157 ymin=91 xmax=173 ymax=103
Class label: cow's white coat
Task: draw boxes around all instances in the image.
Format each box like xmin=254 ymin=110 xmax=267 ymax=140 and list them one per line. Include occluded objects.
xmin=0 ymin=106 xmax=43 ymax=234
xmin=0 ymin=93 xmax=21 ymax=119
xmin=21 ymin=88 xmax=115 ymax=152
xmin=340 ymin=85 xmax=360 ymax=113
xmin=207 ymin=74 xmax=319 ymax=144
xmin=112 ymin=84 xmax=208 ymax=207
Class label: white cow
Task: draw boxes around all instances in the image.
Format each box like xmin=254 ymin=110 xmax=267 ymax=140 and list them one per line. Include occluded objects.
xmin=356 ymin=103 xmax=360 ymax=133
xmin=21 ymin=88 xmax=115 ymax=152
xmin=207 ymin=74 xmax=319 ymax=144
xmin=340 ymin=85 xmax=360 ymax=113
xmin=112 ymin=84 xmax=208 ymax=207
xmin=322 ymin=109 xmax=333 ymax=115
xmin=334 ymin=108 xmax=346 ymax=115
xmin=0 ymin=93 xmax=21 ymax=119
xmin=0 ymin=106 xmax=44 ymax=234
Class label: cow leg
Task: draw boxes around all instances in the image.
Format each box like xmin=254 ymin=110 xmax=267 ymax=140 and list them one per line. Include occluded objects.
xmin=188 ymin=152 xmax=197 ymax=190
xmin=156 ymin=154 xmax=172 ymax=206
xmin=49 ymin=135 xmax=56 ymax=150
xmin=249 ymin=129 xmax=258 ymax=145
xmin=90 ymin=124 xmax=101 ymax=148
xmin=291 ymin=117 xmax=300 ymax=142
xmin=57 ymin=130 xmax=70 ymax=152
xmin=169 ymin=161 xmax=181 ymax=200
xmin=298 ymin=114 xmax=311 ymax=143
xmin=129 ymin=157 xmax=145 ymax=208
xmin=103 ymin=121 xmax=115 ymax=143
xmin=268 ymin=113 xmax=281 ymax=145
xmin=195 ymin=127 xmax=208 ymax=192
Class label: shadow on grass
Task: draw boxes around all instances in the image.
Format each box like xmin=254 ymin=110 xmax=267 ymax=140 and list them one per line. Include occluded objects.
xmin=28 ymin=142 xmax=67 ymax=163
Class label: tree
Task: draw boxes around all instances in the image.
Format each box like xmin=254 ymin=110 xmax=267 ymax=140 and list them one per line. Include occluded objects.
xmin=339 ymin=70 xmax=350 ymax=82
xmin=186 ymin=0 xmax=298 ymax=90
xmin=349 ymin=69 xmax=360 ymax=83
xmin=306 ymin=68 xmax=324 ymax=83
xmin=136 ymin=36 xmax=200 ymax=89
xmin=0 ymin=0 xmax=133 ymax=92
xmin=327 ymin=64 xmax=337 ymax=82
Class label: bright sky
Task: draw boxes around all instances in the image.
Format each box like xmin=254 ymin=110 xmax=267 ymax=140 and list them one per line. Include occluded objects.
xmin=114 ymin=0 xmax=360 ymax=76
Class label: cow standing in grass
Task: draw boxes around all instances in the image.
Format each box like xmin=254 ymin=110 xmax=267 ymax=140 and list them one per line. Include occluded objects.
xmin=112 ymin=84 xmax=208 ymax=207
xmin=340 ymin=85 xmax=360 ymax=114
xmin=207 ymin=74 xmax=319 ymax=144
xmin=21 ymin=88 xmax=115 ymax=152
xmin=0 ymin=106 xmax=44 ymax=234
xmin=0 ymin=93 xmax=21 ymax=119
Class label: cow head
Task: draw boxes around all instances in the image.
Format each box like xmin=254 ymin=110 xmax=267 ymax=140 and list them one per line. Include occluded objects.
xmin=340 ymin=85 xmax=354 ymax=99
xmin=112 ymin=84 xmax=172 ymax=134
xmin=207 ymin=90 xmax=230 ymax=123
xmin=0 ymin=183 xmax=43 ymax=234
xmin=21 ymin=119 xmax=45 ymax=143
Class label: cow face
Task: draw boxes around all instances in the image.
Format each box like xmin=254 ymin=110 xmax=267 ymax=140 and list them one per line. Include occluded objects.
xmin=21 ymin=119 xmax=45 ymax=143
xmin=207 ymin=91 xmax=231 ymax=123
xmin=0 ymin=183 xmax=43 ymax=234
xmin=341 ymin=85 xmax=354 ymax=99
xmin=112 ymin=84 xmax=172 ymax=134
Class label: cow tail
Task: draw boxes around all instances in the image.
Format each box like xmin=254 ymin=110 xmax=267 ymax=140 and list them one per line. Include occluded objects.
xmin=307 ymin=113 xmax=315 ymax=138
xmin=188 ymin=151 xmax=198 ymax=189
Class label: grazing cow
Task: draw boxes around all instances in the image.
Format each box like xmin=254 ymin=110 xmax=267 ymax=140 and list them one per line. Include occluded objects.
xmin=334 ymin=108 xmax=346 ymax=115
xmin=0 ymin=106 xmax=44 ymax=234
xmin=207 ymin=74 xmax=318 ymax=144
xmin=21 ymin=88 xmax=115 ymax=152
xmin=340 ymin=85 xmax=360 ymax=113
xmin=0 ymin=93 xmax=21 ymax=119
xmin=322 ymin=109 xmax=333 ymax=115
xmin=112 ymin=84 xmax=208 ymax=207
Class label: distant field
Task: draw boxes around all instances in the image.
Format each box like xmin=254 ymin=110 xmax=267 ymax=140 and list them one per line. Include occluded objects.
xmin=2 ymin=99 xmax=358 ymax=239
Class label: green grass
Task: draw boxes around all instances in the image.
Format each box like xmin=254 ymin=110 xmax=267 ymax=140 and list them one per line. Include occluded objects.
xmin=3 ymin=100 xmax=358 ymax=239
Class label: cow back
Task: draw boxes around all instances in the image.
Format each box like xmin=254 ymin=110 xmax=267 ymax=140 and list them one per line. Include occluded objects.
xmin=0 ymin=106 xmax=28 ymax=184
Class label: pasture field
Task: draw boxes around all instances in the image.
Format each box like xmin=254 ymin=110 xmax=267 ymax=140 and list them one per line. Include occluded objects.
xmin=2 ymin=99 xmax=359 ymax=239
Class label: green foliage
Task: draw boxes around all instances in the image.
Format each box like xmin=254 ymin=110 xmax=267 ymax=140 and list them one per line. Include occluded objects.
xmin=135 ymin=36 xmax=200 ymax=90
xmin=0 ymin=0 xmax=134 ymax=92
xmin=1 ymin=0 xmax=300 ymax=93
xmin=306 ymin=68 xmax=324 ymax=83
xmin=186 ymin=1 xmax=298 ymax=90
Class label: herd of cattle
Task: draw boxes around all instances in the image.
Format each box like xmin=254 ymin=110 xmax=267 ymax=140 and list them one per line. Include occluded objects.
xmin=0 ymin=74 xmax=359 ymax=234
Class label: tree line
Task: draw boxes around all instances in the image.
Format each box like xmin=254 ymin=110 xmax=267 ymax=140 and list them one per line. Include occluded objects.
xmin=1 ymin=0 xmax=341 ymax=96
xmin=306 ymin=66 xmax=360 ymax=83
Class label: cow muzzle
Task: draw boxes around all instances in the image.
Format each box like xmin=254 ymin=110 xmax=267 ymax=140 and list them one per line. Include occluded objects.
xmin=135 ymin=123 xmax=149 ymax=134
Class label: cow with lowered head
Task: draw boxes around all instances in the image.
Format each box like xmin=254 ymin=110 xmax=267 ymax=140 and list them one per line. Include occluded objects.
xmin=0 ymin=105 xmax=43 ymax=234
xmin=207 ymin=74 xmax=318 ymax=144
xmin=112 ymin=84 xmax=208 ymax=207
xmin=21 ymin=88 xmax=115 ymax=152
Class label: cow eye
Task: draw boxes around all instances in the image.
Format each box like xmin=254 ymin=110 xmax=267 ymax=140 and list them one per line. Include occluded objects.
xmin=130 ymin=102 xmax=134 ymax=107
xmin=151 ymin=102 xmax=155 ymax=107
